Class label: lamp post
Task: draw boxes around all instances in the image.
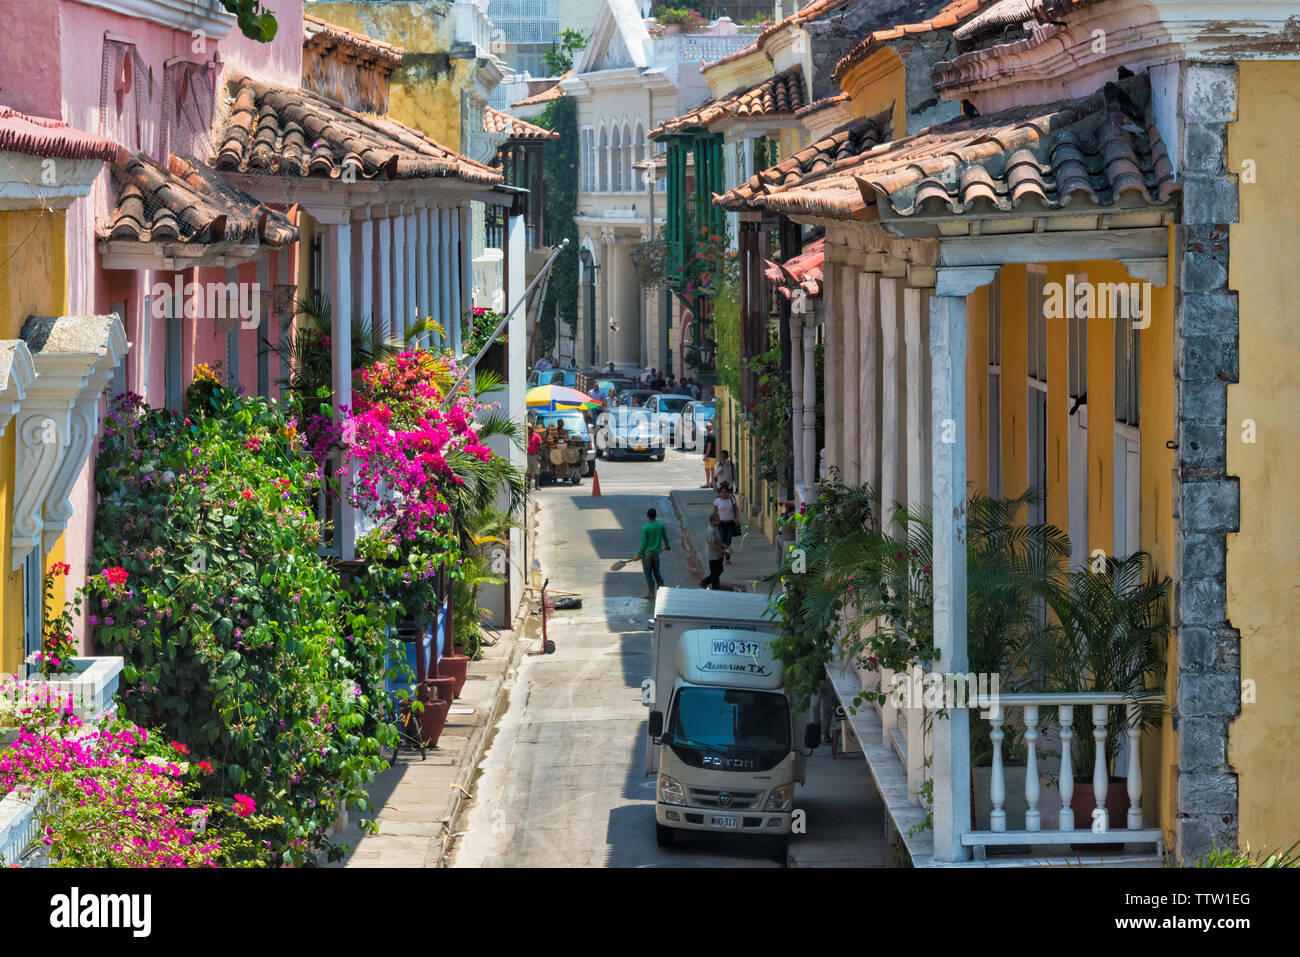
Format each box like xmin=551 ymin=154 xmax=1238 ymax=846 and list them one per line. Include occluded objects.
xmin=579 ymin=246 xmax=600 ymax=367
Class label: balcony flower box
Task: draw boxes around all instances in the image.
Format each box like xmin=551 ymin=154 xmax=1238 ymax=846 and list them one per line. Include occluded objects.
xmin=0 ymin=788 xmax=42 ymax=867
xmin=33 ymin=656 xmax=124 ymax=724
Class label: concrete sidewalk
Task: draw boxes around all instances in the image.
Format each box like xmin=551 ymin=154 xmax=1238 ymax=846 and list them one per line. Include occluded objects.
xmin=324 ymin=619 xmax=531 ymax=868
xmin=668 ymin=487 xmax=785 ymax=594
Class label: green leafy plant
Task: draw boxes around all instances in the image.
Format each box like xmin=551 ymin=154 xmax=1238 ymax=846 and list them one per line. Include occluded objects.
xmin=542 ymin=28 xmax=586 ymax=75
xmin=535 ymin=94 xmax=578 ymax=356
xmin=1017 ymin=551 xmax=1170 ymax=777
xmin=88 ymin=384 xmax=395 ymax=865
xmin=35 ymin=563 xmax=79 ymax=677
xmin=1193 ymin=842 xmax=1300 ymax=868
xmin=218 ymin=0 xmax=278 ymax=42
xmin=745 ymin=345 xmax=790 ymax=483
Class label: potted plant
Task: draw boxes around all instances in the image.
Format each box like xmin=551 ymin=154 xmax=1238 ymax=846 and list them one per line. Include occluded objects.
xmin=1018 ymin=550 xmax=1170 ymax=834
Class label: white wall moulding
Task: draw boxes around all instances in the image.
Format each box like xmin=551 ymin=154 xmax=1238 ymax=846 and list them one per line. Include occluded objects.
xmin=71 ymin=0 xmax=235 ymax=37
xmin=12 ymin=315 xmax=128 ymax=569
xmin=0 ymin=154 xmax=103 ymax=211
xmin=0 ymin=340 xmax=37 ymax=438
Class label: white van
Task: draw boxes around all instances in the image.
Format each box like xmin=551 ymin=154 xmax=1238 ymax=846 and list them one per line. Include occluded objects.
xmin=645 ymin=589 xmax=820 ymax=858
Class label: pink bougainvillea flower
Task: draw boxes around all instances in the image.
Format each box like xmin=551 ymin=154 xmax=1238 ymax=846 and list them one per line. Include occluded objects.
xmin=232 ymin=794 xmax=257 ymax=818
xmin=171 ymin=741 xmax=189 ymax=755
xmin=197 ymin=760 xmax=213 ymax=775
xmin=102 ymin=566 xmax=129 ymax=587
xmin=241 ymin=489 xmax=255 ymax=500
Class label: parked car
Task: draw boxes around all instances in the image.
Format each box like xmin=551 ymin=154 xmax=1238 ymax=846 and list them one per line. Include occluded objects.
xmin=680 ymin=399 xmax=716 ymax=449
xmin=602 ymin=407 xmax=664 ymax=461
xmin=615 ymin=388 xmax=658 ymax=409
xmin=527 ymin=368 xmax=581 ymax=389
xmin=645 ymin=393 xmax=692 ymax=445
xmin=528 ymin=409 xmax=596 ymax=479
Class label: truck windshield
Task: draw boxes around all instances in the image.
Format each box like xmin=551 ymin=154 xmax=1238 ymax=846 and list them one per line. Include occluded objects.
xmin=668 ymin=687 xmax=790 ymax=753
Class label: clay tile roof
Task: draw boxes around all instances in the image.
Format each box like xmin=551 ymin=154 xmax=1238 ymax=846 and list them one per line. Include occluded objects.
xmin=0 ymin=105 xmax=117 ymax=161
xmin=303 ymin=14 xmax=404 ymax=70
xmin=511 ymin=72 xmax=571 ymax=108
xmin=764 ymin=237 xmax=826 ymax=299
xmin=745 ymin=74 xmax=1179 ymax=222
xmin=706 ymin=0 xmax=855 ymax=69
xmin=795 ymin=92 xmax=851 ymax=119
xmin=951 ymin=0 xmax=1040 ymax=40
xmin=103 ymin=148 xmax=299 ymax=247
xmin=651 ymin=65 xmax=807 ymax=137
xmin=215 ymin=75 xmax=502 ymax=185
xmin=718 ymin=108 xmax=893 ymax=211
xmin=484 ymin=106 xmax=559 ymax=141
xmin=830 ymin=0 xmax=990 ymax=83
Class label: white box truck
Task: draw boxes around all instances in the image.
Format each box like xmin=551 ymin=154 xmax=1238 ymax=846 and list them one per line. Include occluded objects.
xmin=644 ymin=588 xmax=821 ymax=856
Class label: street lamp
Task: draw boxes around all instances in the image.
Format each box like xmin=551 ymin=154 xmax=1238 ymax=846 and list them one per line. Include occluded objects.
xmin=579 ymin=246 xmax=600 ymax=367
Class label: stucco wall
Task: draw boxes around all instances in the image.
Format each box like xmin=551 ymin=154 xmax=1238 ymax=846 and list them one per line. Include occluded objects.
xmin=0 ymin=209 xmax=66 ymax=673
xmin=308 ymin=1 xmax=465 ymax=149
xmin=1226 ymin=59 xmax=1300 ymax=855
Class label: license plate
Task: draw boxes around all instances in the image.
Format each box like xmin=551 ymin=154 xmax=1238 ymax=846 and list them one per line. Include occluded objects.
xmin=709 ymin=815 xmax=738 ymax=829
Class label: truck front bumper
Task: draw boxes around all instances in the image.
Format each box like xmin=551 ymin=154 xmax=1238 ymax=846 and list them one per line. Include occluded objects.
xmin=656 ymin=803 xmax=790 ymax=835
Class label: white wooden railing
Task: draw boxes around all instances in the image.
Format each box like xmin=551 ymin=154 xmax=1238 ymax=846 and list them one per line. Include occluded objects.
xmin=843 ymin=651 xmax=1164 ymax=863
xmin=966 ymin=692 xmax=1164 ymax=856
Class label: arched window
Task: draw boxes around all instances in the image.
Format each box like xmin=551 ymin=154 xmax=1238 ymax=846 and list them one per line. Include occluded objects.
xmin=583 ymin=128 xmax=595 ymax=192
xmin=621 ymin=123 xmax=632 ymax=194
xmin=598 ymin=126 xmax=608 ymax=192
xmin=634 ymin=123 xmax=646 ymax=188
xmin=612 ymin=126 xmax=623 ymax=192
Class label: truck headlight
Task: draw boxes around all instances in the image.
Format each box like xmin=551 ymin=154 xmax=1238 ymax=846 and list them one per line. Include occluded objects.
xmin=658 ymin=775 xmax=685 ymax=806
xmin=765 ymin=784 xmax=794 ymax=812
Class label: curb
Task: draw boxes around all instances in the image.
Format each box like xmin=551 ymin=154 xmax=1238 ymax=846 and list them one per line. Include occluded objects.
xmin=435 ymin=623 xmax=527 ymax=866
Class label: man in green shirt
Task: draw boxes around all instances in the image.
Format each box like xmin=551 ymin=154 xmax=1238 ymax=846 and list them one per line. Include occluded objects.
xmin=634 ymin=507 xmax=671 ymax=601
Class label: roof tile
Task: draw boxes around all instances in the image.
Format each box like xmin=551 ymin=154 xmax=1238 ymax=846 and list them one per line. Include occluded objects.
xmin=652 ymin=65 xmax=807 ymax=137
xmin=302 ymin=14 xmax=404 ymax=69
xmin=484 ymin=106 xmax=559 ymax=141
xmin=831 ymin=0 xmax=990 ymax=83
xmin=215 ymin=76 xmax=502 ymax=185
xmin=103 ymin=148 xmax=298 ymax=247
xmin=511 ymin=72 xmax=571 ymax=108
xmin=738 ymin=74 xmax=1179 ymax=221
xmin=0 ymin=105 xmax=117 ymax=162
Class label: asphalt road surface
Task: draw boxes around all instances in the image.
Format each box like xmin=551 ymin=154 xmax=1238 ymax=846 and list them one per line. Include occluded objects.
xmin=450 ymin=444 xmax=890 ymax=868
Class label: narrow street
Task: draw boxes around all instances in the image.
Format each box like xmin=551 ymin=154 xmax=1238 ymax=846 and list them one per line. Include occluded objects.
xmin=450 ymin=447 xmax=891 ymax=868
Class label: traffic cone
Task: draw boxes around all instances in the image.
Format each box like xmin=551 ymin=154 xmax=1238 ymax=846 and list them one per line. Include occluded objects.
xmin=591 ymin=465 xmax=602 ymax=497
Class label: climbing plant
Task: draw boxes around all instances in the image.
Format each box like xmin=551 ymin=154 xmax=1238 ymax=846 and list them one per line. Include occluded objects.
xmin=536 ymin=94 xmax=579 ymax=357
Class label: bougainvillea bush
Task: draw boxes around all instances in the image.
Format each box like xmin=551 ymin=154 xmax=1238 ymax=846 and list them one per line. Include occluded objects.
xmin=343 ymin=350 xmax=497 ymax=542
xmin=87 ymin=383 xmax=398 ymax=864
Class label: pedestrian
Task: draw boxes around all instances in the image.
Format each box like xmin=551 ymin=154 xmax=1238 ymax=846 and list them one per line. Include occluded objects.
xmin=634 ymin=507 xmax=670 ymax=601
xmin=701 ymin=421 xmax=717 ymax=488
xmin=588 ymin=382 xmax=603 ymax=402
xmin=607 ymin=361 xmax=617 ymax=376
xmin=690 ymin=380 xmax=702 ymax=400
xmin=712 ymin=483 xmax=738 ymax=563
xmin=536 ymin=355 xmax=552 ymax=371
xmin=701 ymin=512 xmax=727 ymax=589
xmin=713 ymin=449 xmax=736 ymax=490
xmin=526 ymin=423 xmax=542 ymax=490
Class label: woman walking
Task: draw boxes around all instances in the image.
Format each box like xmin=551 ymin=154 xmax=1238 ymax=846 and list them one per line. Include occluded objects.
xmin=712 ymin=484 xmax=738 ymax=564
xmin=701 ymin=422 xmax=717 ymax=487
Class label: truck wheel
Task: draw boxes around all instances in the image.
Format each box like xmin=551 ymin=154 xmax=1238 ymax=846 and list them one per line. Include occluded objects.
xmin=655 ymin=450 xmax=665 ymax=461
xmin=655 ymin=823 xmax=676 ymax=847
xmin=771 ymin=835 xmax=790 ymax=865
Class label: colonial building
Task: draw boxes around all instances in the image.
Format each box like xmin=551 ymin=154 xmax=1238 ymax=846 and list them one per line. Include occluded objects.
xmin=566 ymin=0 xmax=753 ymax=372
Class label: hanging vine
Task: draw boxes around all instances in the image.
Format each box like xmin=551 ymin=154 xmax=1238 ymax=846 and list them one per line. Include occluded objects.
xmin=535 ymin=95 xmax=579 ymax=357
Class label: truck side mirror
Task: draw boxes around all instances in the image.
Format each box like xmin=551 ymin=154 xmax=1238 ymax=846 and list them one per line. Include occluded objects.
xmin=804 ymin=723 xmax=821 ymax=751
xmin=648 ymin=711 xmax=663 ymax=738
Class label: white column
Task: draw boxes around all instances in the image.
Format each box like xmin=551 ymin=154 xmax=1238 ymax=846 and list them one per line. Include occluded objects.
xmin=359 ymin=215 xmax=374 ymax=347
xmin=416 ymin=203 xmax=429 ymax=336
xmin=327 ymin=220 xmax=357 ymax=561
xmin=392 ymin=210 xmax=407 ymax=343
xmin=428 ymin=205 xmax=442 ymax=349
xmin=841 ymin=262 xmax=859 ymax=486
xmin=928 ymin=265 xmax=997 ymax=863
xmin=450 ymin=207 xmax=463 ymax=354
xmin=439 ymin=207 xmax=454 ymax=344
xmin=822 ymin=257 xmax=838 ymax=479
xmin=879 ymin=276 xmax=900 ymax=532
xmin=802 ymin=313 xmax=817 ymax=497
xmin=378 ymin=214 xmax=393 ymax=344
xmin=857 ymin=269 xmax=878 ymax=497
xmin=790 ymin=308 xmax=805 ymax=489
xmin=460 ymin=205 xmax=473 ymax=316
xmin=405 ymin=207 xmax=418 ymax=338
xmin=905 ymin=286 xmax=924 ymax=511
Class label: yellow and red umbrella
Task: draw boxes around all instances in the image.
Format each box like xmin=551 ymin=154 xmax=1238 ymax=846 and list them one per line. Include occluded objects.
xmin=526 ymin=384 xmax=602 ymax=412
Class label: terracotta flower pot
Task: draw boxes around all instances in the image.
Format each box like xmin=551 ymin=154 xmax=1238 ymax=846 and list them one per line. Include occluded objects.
xmin=439 ymin=654 xmax=470 ymax=698
xmin=416 ymin=677 xmax=457 ymax=747
xmin=1070 ymin=779 xmax=1131 ymax=850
